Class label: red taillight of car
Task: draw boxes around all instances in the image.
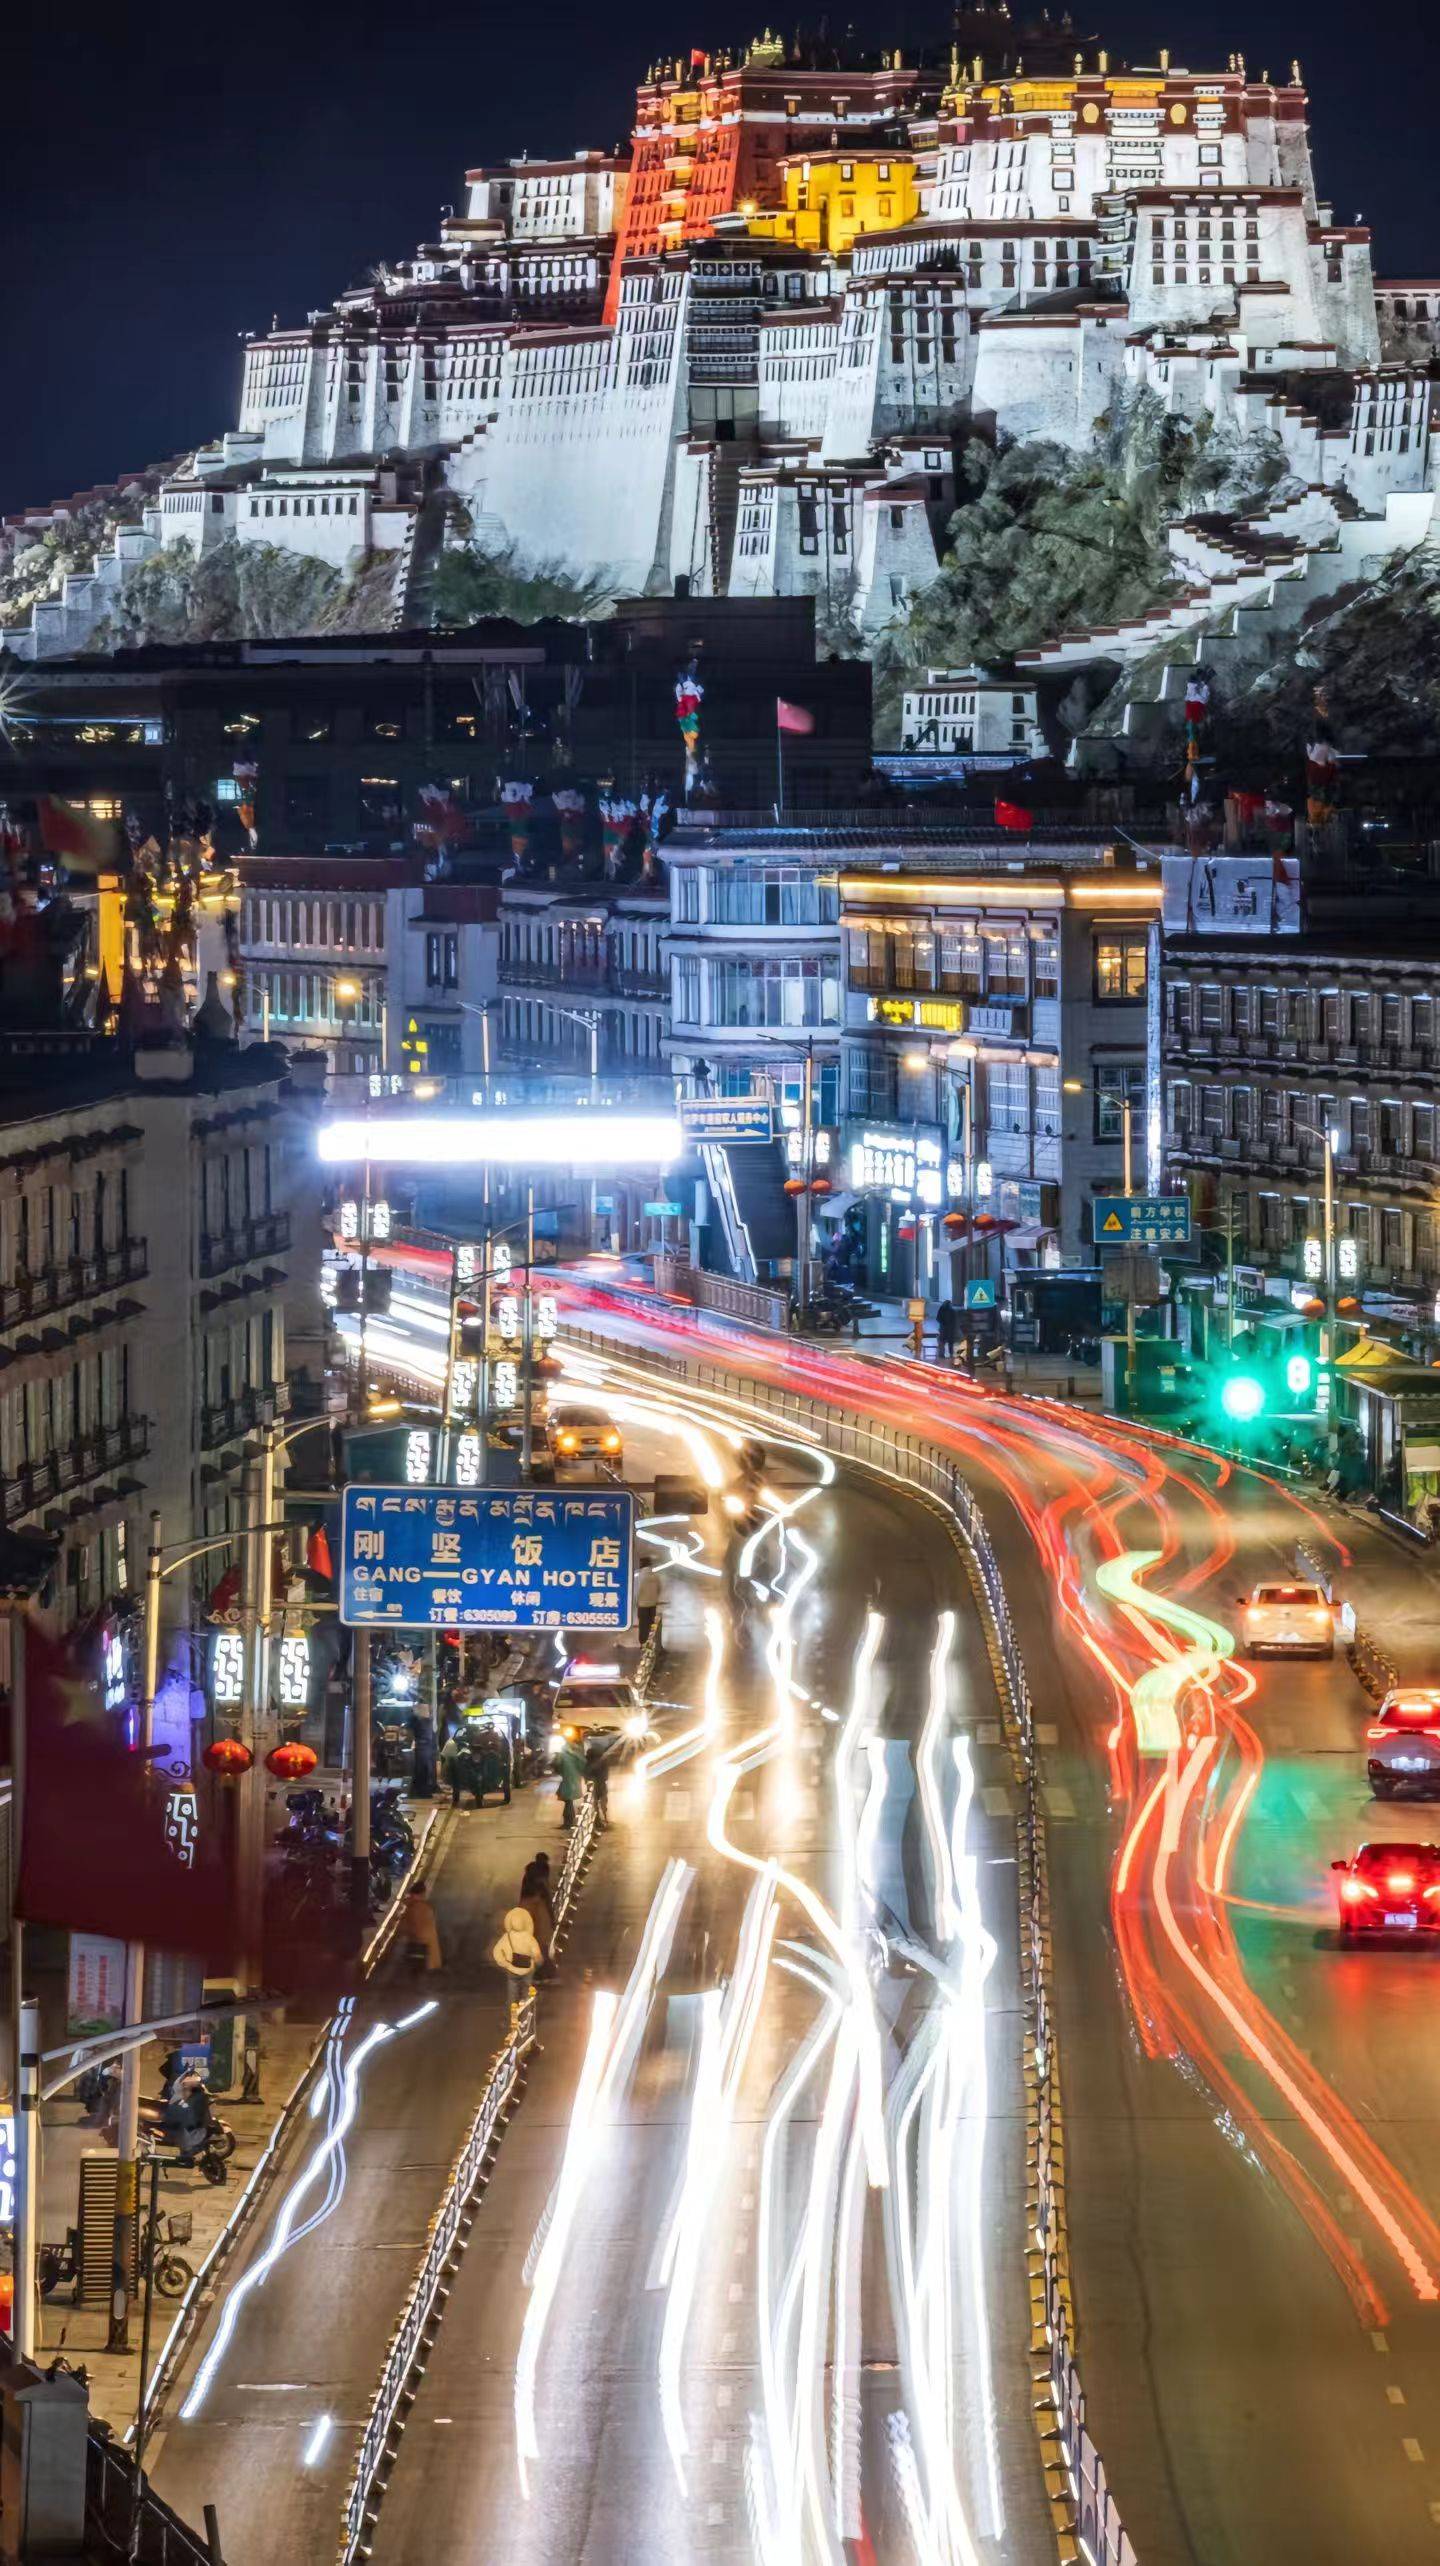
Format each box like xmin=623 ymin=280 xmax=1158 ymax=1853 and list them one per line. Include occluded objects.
xmin=1341 ymin=1878 xmax=1379 ymax=1904
xmin=1392 ymin=1703 xmax=1440 ymax=1724
xmin=1387 ymin=1872 xmax=1417 ymax=1894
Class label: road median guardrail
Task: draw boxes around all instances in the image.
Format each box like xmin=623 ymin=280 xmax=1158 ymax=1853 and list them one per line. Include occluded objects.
xmin=564 ymin=1319 xmax=1138 ymax=2566
xmin=337 ymin=1784 xmax=599 ymax=2564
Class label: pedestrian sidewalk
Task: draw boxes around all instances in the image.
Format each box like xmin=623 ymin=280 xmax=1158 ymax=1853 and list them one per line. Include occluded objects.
xmin=796 ymin=1292 xmax=1105 ymax=1402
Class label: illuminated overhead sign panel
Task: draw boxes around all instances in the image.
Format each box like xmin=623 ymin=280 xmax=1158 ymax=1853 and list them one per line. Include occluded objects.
xmin=848 ymin=1124 xmax=944 ymax=1207
xmin=340 ymin=1486 xmax=636 ymax=1631
xmin=318 ymin=1112 xmax=684 ymax=1168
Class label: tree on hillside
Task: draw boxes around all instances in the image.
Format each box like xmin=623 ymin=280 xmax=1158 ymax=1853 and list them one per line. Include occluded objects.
xmin=431 ymin=537 xmax=615 ymax=628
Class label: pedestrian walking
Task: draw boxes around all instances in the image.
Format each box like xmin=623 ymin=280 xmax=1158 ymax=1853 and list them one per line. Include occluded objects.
xmin=520 ymin=1851 xmax=558 ymax=1978
xmin=935 ymin=1299 xmax=957 ymax=1364
xmin=410 ymin=1707 xmax=437 ymax=1799
xmin=439 ymin=1724 xmax=480 ymax=1808
xmin=402 ymin=1877 xmax=442 ymax=1972
xmin=556 ymin=1736 xmax=585 ymax=1830
xmin=493 ymin=1905 xmax=540 ymax=2000
xmin=585 ymin=1732 xmax=611 ymax=1828
xmin=635 ymin=1559 xmax=662 ymax=1650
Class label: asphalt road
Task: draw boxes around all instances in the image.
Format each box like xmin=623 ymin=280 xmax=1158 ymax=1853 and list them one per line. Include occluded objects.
xmin=148 ymin=1791 xmax=571 ymax=2561
xmin=555 ymin=1288 xmax=1440 ymax=2565
xmin=368 ymin=1385 xmax=1053 ymax=2566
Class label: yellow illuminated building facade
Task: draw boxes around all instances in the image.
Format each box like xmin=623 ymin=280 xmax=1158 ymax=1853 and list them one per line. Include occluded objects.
xmin=743 ymin=150 xmax=919 ymax=258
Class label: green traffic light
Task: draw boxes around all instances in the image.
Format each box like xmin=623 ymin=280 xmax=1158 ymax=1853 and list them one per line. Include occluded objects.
xmin=1220 ymin=1373 xmax=1265 ymax=1423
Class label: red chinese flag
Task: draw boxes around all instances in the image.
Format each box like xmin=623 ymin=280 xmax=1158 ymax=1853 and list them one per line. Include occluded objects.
xmin=994 ymin=799 xmax=1033 ymax=833
xmin=776 ymin=698 xmax=816 ymax=736
xmin=16 ymin=1621 xmax=233 ymax=1962
xmin=307 ymin=1523 xmax=334 ymax=1583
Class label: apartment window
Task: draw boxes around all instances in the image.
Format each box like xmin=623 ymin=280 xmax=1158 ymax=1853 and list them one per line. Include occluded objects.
xmin=284 ymin=775 xmax=329 ymax=834
xmin=1095 ymin=933 xmax=1149 ymax=1002
xmin=1168 ymin=1079 xmax=1193 ymax=1133
xmin=1198 ymin=984 xmax=1225 ymax=1033
xmin=358 ymin=776 xmax=401 ymax=828
xmin=1094 ymin=1062 xmax=1146 ymax=1141
xmin=985 ymin=1060 xmax=1029 ymax=1134
xmin=1032 ymin=934 xmax=1059 ymax=999
xmin=985 ymin=932 xmax=1027 ymax=998
xmin=1034 ymin=1064 xmax=1061 ymax=1136
xmin=848 ymin=1046 xmax=896 ymax=1118
xmin=425 ymin=931 xmax=458 ymax=989
xmin=674 ymin=956 xmax=702 ymax=1023
xmin=673 ymin=869 xmax=701 ymax=924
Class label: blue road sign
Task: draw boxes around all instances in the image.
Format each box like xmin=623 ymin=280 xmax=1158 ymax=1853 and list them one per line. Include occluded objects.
xmin=963 ymin=1280 xmax=996 ymax=1310
xmin=680 ymin=1096 xmax=775 ymax=1145
xmin=340 ymin=1486 xmax=635 ymax=1631
xmin=1093 ymin=1195 xmax=1192 ymax=1246
xmin=643 ymin=1200 xmax=684 ymax=1218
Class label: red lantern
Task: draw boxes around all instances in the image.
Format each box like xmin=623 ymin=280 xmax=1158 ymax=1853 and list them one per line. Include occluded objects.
xmin=808 ymin=1175 xmax=832 ymax=1196
xmin=203 ymin=1736 xmax=253 ymax=1776
xmin=265 ymin=1740 xmax=318 ymax=1781
xmin=943 ymin=1211 xmax=967 ymax=1234
xmin=782 ymin=1176 xmax=807 ymax=1196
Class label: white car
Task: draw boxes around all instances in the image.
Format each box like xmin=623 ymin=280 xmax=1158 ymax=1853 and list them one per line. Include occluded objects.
xmin=1239 ymin=1581 xmax=1334 ymax=1657
xmin=548 ymin=1668 xmax=647 ymax=1760
xmin=1367 ymin=1688 xmax=1440 ymax=1798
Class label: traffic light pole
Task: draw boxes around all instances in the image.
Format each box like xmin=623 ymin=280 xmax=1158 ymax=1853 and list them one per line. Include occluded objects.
xmin=1122 ymin=1098 xmax=1136 ymax=1413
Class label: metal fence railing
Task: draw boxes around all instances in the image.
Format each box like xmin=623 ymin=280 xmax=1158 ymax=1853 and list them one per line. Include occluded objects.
xmin=337 ymin=1785 xmax=599 ymax=2564
xmin=86 ymin=2427 xmax=216 ymax=2565
xmin=564 ymin=1320 xmax=1139 ymax=2566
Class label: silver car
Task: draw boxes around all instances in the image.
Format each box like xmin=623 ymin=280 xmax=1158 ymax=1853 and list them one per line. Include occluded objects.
xmin=1367 ymin=1688 xmax=1440 ymax=1798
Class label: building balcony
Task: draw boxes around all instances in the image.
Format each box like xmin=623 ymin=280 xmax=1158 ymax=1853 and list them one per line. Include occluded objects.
xmin=498 ymin=956 xmax=609 ymax=991
xmin=2 ymin=1415 xmax=151 ymax=1527
xmin=200 ymin=1381 xmax=291 ymax=1453
xmin=198 ymin=1210 xmax=292 ymax=1280
xmin=0 ymin=1240 xmax=148 ymax=1332
xmin=610 ymin=968 xmax=668 ymax=999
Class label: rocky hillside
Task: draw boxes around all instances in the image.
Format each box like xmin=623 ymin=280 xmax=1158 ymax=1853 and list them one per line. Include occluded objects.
xmin=83 ymin=536 xmax=402 ymax=649
xmin=873 ymin=390 xmax=1290 ymax=739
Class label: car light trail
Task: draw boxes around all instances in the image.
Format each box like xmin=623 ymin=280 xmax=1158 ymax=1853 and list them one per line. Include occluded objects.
xmin=1094 ymin=1550 xmax=1235 ymax=1754
xmin=514 ymin=1991 xmax=617 ymax=2497
xmin=516 ymin=1861 xmax=694 ymax=2496
xmin=656 ymin=1869 xmax=779 ymax=2491
xmin=180 ymin=2001 xmax=438 ymax=2422
xmin=1153 ymin=1740 xmax=1440 ymax=2304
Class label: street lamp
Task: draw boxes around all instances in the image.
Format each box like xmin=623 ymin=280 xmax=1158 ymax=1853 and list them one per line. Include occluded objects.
xmin=1292 ymin=1113 xmax=1342 ymax=1373
xmin=555 ymin=1005 xmax=602 ymax=1242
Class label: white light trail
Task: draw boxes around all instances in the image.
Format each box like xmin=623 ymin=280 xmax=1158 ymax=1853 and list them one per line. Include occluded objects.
xmin=514 ymin=1992 xmax=617 ymax=2495
xmin=515 ymin=1863 xmax=695 ymax=2495
xmin=302 ymin=2413 xmax=333 ymax=2468
xmin=180 ymin=2000 xmax=437 ymax=2422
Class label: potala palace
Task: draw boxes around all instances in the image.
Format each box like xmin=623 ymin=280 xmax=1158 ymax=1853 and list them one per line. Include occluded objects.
xmin=5 ymin=5 xmax=1439 ymax=699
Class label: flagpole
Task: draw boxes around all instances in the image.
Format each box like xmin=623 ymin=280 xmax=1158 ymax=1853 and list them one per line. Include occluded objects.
xmin=775 ymin=712 xmax=785 ymax=823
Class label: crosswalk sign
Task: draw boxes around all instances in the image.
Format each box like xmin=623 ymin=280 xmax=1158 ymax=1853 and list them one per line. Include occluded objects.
xmin=964 ymin=1280 xmax=996 ymax=1310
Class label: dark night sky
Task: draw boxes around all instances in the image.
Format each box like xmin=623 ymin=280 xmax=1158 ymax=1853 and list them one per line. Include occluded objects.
xmin=6 ymin=1 xmax=1435 ymax=518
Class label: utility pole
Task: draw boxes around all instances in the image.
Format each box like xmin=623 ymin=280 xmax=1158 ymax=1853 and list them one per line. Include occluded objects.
xmin=108 ymin=1508 xmax=162 ymax=2352
xmin=351 ymin=1629 xmax=371 ymax=1935
xmin=795 ymin=1038 xmax=814 ymax=1322
xmin=520 ymin=1185 xmax=536 ymax=1485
